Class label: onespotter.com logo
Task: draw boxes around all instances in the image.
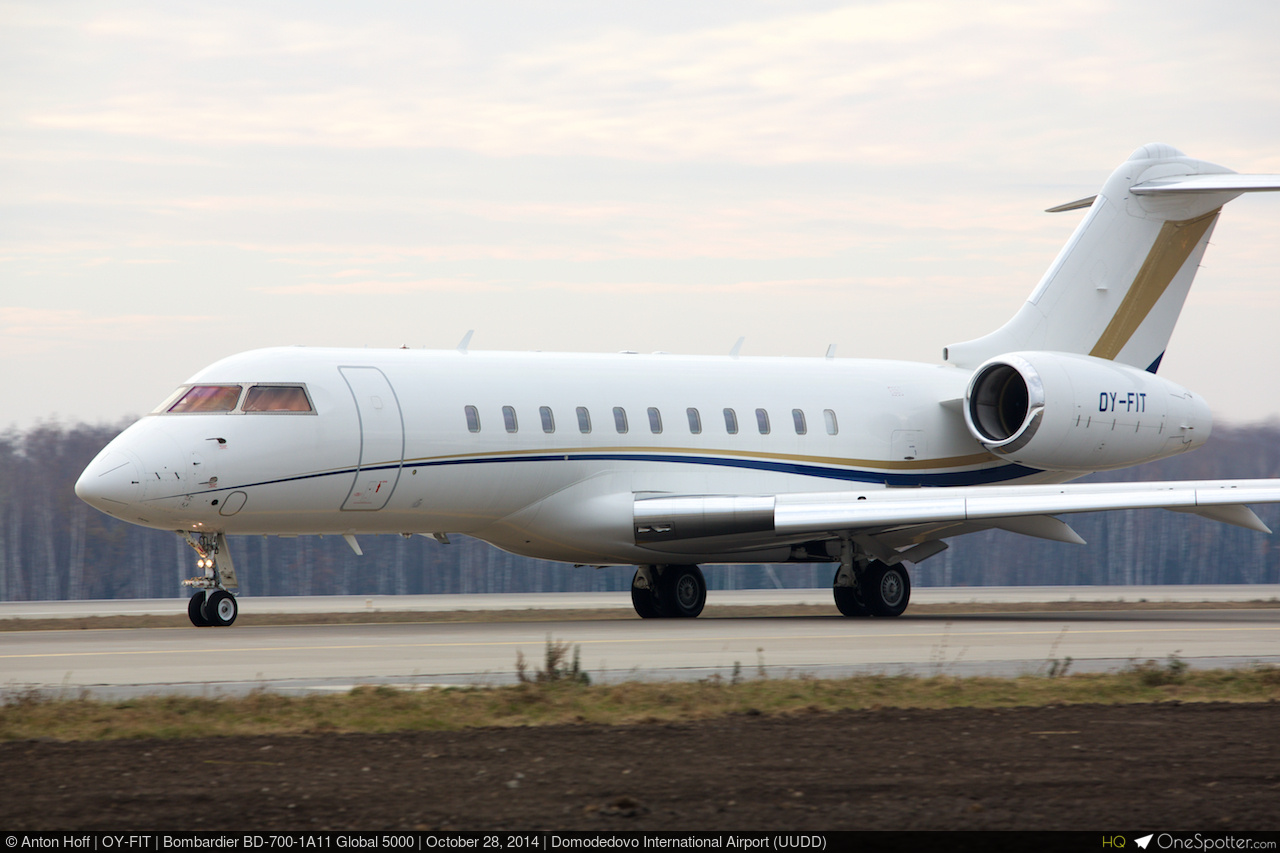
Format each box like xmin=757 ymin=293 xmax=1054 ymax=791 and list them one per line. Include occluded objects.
xmin=1110 ymin=835 xmax=1277 ymax=850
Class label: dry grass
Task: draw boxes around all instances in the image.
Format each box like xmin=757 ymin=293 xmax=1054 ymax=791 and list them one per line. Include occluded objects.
xmin=4 ymin=659 xmax=1279 ymax=743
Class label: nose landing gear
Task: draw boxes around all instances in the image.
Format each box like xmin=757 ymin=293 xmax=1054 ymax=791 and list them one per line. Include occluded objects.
xmin=181 ymin=532 xmax=240 ymax=627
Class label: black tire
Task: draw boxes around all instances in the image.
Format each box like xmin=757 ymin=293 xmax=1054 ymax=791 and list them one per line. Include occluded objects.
xmin=833 ymin=584 xmax=870 ymax=617
xmin=833 ymin=567 xmax=870 ymax=617
xmin=187 ymin=591 xmax=210 ymax=627
xmin=631 ymin=569 xmax=665 ymax=618
xmin=203 ymin=589 xmax=238 ymax=627
xmin=658 ymin=564 xmax=706 ymax=618
xmin=864 ymin=561 xmax=911 ymax=618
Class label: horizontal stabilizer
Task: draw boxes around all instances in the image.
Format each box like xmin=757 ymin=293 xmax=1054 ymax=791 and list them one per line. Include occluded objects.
xmin=1131 ymin=174 xmax=1280 ymax=195
xmin=1045 ymin=195 xmax=1097 ymax=213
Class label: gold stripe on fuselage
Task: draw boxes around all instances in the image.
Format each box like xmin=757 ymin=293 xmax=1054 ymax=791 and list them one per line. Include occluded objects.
xmin=403 ymin=446 xmax=1000 ymax=472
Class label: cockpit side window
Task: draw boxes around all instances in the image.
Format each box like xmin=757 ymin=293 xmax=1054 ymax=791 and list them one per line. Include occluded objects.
xmin=161 ymin=385 xmax=244 ymax=414
xmin=242 ymin=385 xmax=314 ymax=413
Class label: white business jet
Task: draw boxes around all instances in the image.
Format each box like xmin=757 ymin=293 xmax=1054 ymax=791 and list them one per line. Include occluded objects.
xmin=77 ymin=144 xmax=1280 ymax=627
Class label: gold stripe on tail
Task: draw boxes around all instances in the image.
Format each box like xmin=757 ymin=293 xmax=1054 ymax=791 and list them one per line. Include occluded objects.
xmin=1089 ymin=209 xmax=1220 ymax=360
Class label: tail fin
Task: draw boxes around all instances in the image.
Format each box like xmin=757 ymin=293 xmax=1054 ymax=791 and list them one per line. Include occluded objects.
xmin=945 ymin=144 xmax=1280 ymax=373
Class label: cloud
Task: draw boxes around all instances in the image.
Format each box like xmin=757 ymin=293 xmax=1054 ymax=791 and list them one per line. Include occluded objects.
xmin=20 ymin=1 xmax=1275 ymax=166
xmin=5 ymin=1 xmax=1280 ymax=427
xmin=259 ymin=278 xmax=503 ymax=296
xmin=0 ymin=307 xmax=212 ymax=355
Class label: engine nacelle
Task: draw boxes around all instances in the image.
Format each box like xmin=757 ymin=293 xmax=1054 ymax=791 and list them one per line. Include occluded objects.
xmin=963 ymin=351 xmax=1211 ymax=472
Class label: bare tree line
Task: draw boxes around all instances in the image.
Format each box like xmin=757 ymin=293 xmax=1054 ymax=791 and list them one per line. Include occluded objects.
xmin=2 ymin=420 xmax=1278 ymax=601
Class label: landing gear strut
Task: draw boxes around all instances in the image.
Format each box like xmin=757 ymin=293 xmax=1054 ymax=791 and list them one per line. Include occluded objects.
xmin=631 ymin=564 xmax=707 ymax=618
xmin=181 ymin=532 xmax=240 ymax=627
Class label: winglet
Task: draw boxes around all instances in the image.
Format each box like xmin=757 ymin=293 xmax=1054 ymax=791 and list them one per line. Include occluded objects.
xmin=457 ymin=330 xmax=474 ymax=354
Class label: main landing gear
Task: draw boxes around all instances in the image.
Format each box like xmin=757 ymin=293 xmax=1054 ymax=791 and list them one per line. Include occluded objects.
xmin=832 ymin=557 xmax=911 ymax=618
xmin=181 ymin=531 xmax=240 ymax=627
xmin=630 ymin=564 xmax=707 ymax=618
xmin=627 ymin=556 xmax=911 ymax=619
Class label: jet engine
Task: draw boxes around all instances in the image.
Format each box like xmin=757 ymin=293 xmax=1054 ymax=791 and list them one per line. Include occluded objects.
xmin=963 ymin=351 xmax=1211 ymax=472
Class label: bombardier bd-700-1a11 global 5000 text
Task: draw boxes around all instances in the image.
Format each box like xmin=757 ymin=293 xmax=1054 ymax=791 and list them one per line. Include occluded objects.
xmin=77 ymin=144 xmax=1280 ymax=627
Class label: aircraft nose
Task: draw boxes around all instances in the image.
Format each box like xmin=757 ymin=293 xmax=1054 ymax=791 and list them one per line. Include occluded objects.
xmin=75 ymin=450 xmax=142 ymax=515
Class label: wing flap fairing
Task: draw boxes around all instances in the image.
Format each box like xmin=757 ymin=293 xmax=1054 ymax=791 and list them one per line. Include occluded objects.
xmin=1169 ymin=503 xmax=1272 ymax=534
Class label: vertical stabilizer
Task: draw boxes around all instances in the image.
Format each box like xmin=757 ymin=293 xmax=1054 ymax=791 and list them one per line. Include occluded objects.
xmin=945 ymin=144 xmax=1276 ymax=372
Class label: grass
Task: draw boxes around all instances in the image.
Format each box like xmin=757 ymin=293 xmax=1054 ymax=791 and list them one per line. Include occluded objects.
xmin=4 ymin=657 xmax=1279 ymax=743
xmin=4 ymin=603 xmax=1277 ymax=743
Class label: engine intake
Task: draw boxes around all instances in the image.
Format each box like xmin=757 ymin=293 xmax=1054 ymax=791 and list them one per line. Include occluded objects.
xmin=967 ymin=356 xmax=1044 ymax=452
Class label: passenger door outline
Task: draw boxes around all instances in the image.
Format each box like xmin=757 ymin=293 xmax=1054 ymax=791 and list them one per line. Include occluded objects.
xmin=340 ymin=366 xmax=405 ymax=511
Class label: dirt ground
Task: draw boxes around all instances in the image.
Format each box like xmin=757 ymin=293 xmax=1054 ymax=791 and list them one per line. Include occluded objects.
xmin=4 ymin=701 xmax=1278 ymax=831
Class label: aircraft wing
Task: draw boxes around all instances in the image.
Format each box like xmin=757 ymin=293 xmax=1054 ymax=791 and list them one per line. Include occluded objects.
xmin=634 ymin=479 xmax=1280 ymax=556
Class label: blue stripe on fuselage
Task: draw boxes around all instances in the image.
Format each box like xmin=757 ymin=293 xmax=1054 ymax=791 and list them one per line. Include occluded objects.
xmin=157 ymin=451 xmax=1043 ymax=500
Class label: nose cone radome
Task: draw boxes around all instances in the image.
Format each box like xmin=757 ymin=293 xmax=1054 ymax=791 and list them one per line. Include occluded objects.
xmin=75 ymin=450 xmax=142 ymax=516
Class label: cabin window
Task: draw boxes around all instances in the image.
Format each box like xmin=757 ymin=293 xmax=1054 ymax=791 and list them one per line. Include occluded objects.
xmin=465 ymin=405 xmax=481 ymax=433
xmin=576 ymin=406 xmax=592 ymax=434
xmin=687 ymin=407 xmax=702 ymax=434
xmin=242 ymin=385 xmax=313 ymax=413
xmin=756 ymin=408 xmax=771 ymax=435
xmin=161 ymin=385 xmax=243 ymax=414
xmin=824 ymin=409 xmax=839 ymax=435
xmin=792 ymin=408 xmax=807 ymax=435
xmin=647 ymin=407 xmax=663 ymax=434
xmin=503 ymin=406 xmax=518 ymax=433
xmin=613 ymin=407 xmax=629 ymax=434
xmin=540 ymin=406 xmax=555 ymax=434
xmin=723 ymin=408 xmax=738 ymax=434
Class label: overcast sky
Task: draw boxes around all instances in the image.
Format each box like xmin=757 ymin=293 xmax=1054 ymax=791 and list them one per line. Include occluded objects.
xmin=4 ymin=0 xmax=1279 ymax=430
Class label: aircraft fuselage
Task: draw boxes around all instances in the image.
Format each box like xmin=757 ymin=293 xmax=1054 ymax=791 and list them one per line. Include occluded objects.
xmin=79 ymin=346 xmax=1057 ymax=565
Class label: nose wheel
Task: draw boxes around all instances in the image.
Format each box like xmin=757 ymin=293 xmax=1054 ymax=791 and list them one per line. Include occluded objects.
xmin=180 ymin=532 xmax=241 ymax=627
xmin=187 ymin=591 xmax=210 ymax=627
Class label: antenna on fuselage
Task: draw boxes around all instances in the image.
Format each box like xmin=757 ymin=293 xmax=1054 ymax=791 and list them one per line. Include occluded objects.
xmin=457 ymin=329 xmax=475 ymax=354
xmin=729 ymin=337 xmax=745 ymax=359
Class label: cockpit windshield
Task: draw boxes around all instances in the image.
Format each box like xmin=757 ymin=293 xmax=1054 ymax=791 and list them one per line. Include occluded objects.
xmin=152 ymin=383 xmax=313 ymax=415
xmin=158 ymin=385 xmax=244 ymax=414
xmin=242 ymin=385 xmax=313 ymax=413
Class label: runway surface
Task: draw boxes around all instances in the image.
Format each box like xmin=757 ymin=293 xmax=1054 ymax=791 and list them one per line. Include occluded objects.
xmin=3 ymin=583 xmax=1277 ymax=619
xmin=3 ymin=587 xmax=1278 ymax=698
